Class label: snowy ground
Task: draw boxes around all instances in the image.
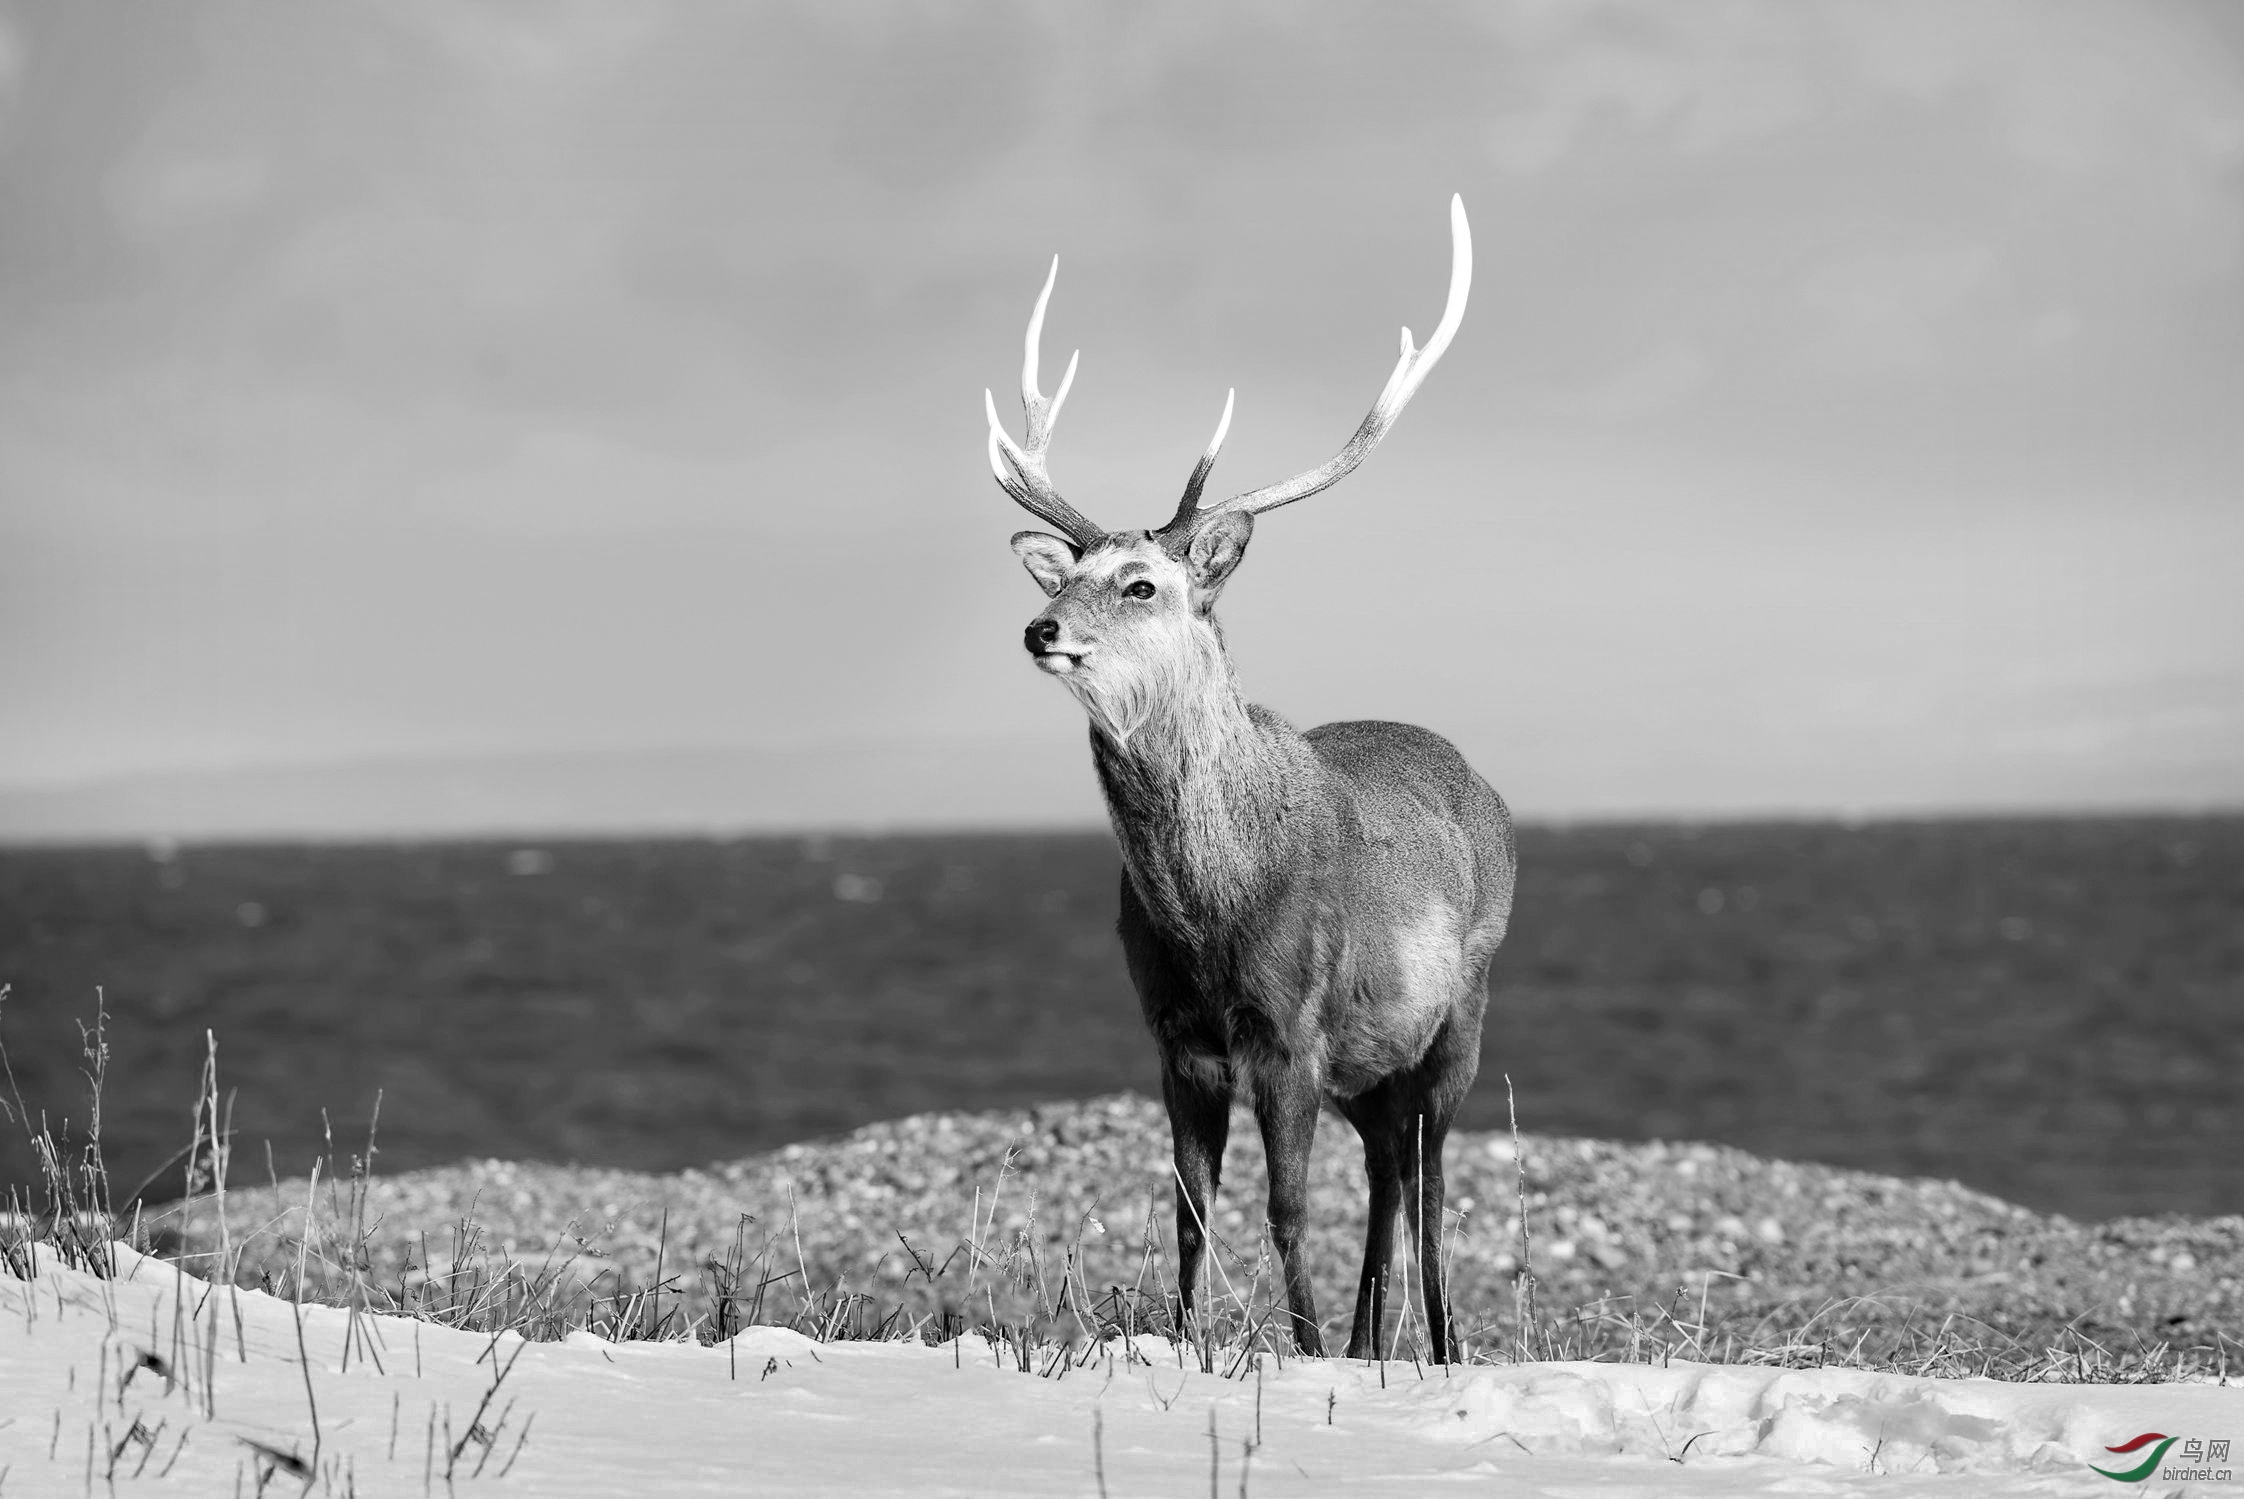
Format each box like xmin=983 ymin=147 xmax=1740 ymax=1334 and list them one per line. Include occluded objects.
xmin=4 ymin=1247 xmax=2240 ymax=1497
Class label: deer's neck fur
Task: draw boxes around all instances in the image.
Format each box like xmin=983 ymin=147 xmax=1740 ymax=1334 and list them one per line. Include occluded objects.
xmin=1078 ymin=613 xmax=1309 ymax=945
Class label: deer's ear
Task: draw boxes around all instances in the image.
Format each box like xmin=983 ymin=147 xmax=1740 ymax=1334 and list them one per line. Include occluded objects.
xmin=1184 ymin=511 xmax=1253 ymax=602
xmin=1011 ymin=531 xmax=1078 ymax=597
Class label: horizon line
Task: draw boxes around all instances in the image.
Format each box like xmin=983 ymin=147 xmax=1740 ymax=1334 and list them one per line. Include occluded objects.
xmin=7 ymin=803 xmax=2240 ymax=852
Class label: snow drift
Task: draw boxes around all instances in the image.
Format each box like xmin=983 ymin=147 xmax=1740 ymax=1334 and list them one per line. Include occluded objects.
xmin=3 ymin=1245 xmax=2238 ymax=1496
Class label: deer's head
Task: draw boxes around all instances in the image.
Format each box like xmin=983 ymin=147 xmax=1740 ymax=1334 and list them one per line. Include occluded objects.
xmin=988 ymin=197 xmax=1472 ymax=743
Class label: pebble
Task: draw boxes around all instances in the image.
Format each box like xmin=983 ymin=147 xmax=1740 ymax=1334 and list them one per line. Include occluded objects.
xmin=169 ymin=1093 xmax=2244 ymax=1360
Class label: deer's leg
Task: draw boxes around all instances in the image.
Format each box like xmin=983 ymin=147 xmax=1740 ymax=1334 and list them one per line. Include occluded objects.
xmin=1350 ymin=1133 xmax=1401 ymax=1361
xmin=1395 ymin=1110 xmax=1461 ymax=1363
xmin=1253 ymin=1067 xmax=1327 ymax=1356
xmin=1160 ymin=1062 xmax=1231 ymax=1336
xmin=1124 ymin=883 xmax=1234 ymax=1337
xmin=1404 ymin=1013 xmax=1482 ymax=1365
xmin=1334 ymin=1087 xmax=1402 ymax=1360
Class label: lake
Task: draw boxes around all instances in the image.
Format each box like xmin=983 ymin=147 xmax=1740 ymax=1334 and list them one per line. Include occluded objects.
xmin=2 ymin=816 xmax=2238 ymax=1221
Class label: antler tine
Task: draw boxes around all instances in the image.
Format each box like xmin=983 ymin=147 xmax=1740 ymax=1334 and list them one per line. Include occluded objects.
xmin=1199 ymin=194 xmax=1472 ymax=521
xmin=1157 ymin=388 xmax=1235 ymax=537
xmin=987 ymin=255 xmax=1103 ymax=548
xmin=1020 ymin=257 xmax=1080 ymax=448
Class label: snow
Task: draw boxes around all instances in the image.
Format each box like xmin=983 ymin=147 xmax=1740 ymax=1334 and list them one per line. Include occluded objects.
xmin=4 ymin=1246 xmax=2240 ymax=1496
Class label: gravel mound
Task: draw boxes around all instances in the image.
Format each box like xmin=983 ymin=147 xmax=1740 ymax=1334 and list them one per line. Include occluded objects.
xmin=173 ymin=1094 xmax=2242 ymax=1369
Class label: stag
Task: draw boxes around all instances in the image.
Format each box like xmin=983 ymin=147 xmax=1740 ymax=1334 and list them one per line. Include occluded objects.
xmin=985 ymin=197 xmax=1514 ymax=1362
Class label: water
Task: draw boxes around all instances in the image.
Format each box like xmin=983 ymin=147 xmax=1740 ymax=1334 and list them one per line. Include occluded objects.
xmin=2 ymin=817 xmax=2238 ymax=1221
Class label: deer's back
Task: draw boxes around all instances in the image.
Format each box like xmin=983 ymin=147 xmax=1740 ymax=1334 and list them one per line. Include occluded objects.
xmin=1305 ymin=719 xmax=1515 ymax=912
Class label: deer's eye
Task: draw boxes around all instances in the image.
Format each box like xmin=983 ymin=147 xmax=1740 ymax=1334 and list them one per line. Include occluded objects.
xmin=1123 ymin=580 xmax=1157 ymax=600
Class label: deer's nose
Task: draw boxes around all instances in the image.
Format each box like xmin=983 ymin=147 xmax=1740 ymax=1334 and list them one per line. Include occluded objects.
xmin=1024 ymin=619 xmax=1062 ymax=653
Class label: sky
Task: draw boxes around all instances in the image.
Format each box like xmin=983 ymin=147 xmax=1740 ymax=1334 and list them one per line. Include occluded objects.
xmin=1 ymin=1 xmax=2239 ymax=836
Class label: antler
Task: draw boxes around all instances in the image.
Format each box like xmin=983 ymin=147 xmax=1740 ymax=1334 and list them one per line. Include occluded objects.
xmin=985 ymin=257 xmax=1105 ymax=549
xmin=1188 ymin=194 xmax=1471 ymax=525
xmin=1154 ymin=388 xmax=1236 ymax=536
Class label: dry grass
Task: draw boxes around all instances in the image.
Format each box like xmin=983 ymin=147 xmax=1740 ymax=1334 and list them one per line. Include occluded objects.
xmin=6 ymin=1003 xmax=2238 ymax=1387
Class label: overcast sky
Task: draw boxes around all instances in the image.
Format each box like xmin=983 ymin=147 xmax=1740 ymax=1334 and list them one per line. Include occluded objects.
xmin=2 ymin=1 xmax=2239 ymax=836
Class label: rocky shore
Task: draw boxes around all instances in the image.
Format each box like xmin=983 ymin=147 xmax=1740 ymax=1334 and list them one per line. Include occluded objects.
xmin=166 ymin=1094 xmax=2241 ymax=1373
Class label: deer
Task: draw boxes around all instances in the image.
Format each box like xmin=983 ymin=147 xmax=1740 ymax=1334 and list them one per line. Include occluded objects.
xmin=983 ymin=196 xmax=1516 ymax=1363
